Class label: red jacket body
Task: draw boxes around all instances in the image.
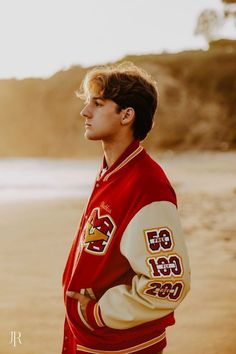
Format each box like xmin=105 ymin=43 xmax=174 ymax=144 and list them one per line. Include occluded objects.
xmin=62 ymin=141 xmax=190 ymax=353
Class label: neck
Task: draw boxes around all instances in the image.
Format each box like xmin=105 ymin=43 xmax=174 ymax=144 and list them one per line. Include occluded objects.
xmin=102 ymin=137 xmax=135 ymax=168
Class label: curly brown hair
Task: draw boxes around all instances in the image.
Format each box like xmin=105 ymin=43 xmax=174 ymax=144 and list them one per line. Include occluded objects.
xmin=77 ymin=62 xmax=158 ymax=141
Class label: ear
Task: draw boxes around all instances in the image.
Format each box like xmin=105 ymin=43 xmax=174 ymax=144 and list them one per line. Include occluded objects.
xmin=121 ymin=107 xmax=135 ymax=126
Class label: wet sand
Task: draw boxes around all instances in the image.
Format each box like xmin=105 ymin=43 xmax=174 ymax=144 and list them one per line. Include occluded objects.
xmin=0 ymin=151 xmax=236 ymax=354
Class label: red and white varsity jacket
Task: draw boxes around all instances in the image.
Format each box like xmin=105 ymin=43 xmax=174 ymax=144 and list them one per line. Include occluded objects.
xmin=62 ymin=140 xmax=190 ymax=354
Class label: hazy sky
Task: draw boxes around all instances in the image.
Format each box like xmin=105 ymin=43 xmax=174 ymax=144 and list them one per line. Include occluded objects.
xmin=0 ymin=0 xmax=235 ymax=79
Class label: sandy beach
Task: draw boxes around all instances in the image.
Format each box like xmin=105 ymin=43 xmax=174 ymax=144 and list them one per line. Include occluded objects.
xmin=0 ymin=151 xmax=236 ymax=354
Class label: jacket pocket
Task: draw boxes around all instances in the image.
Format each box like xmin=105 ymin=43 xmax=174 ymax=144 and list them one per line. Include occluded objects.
xmin=77 ymin=300 xmax=95 ymax=331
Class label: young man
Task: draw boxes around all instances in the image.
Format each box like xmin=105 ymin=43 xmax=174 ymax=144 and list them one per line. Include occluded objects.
xmin=62 ymin=62 xmax=190 ymax=354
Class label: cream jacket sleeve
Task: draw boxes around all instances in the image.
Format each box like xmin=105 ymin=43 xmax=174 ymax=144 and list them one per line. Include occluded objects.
xmin=98 ymin=201 xmax=191 ymax=329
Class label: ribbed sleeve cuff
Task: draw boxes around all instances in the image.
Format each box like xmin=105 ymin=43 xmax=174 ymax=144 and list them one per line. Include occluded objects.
xmin=86 ymin=300 xmax=106 ymax=329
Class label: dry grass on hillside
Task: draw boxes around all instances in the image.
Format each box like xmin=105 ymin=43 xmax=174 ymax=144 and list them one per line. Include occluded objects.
xmin=0 ymin=46 xmax=236 ymax=157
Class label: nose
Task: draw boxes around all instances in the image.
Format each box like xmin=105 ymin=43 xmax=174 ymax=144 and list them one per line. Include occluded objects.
xmin=80 ymin=104 xmax=92 ymax=119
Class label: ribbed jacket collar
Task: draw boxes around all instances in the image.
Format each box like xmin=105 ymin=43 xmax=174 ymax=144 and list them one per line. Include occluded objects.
xmin=98 ymin=140 xmax=143 ymax=182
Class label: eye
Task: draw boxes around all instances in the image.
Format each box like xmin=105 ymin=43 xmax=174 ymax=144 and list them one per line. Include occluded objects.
xmin=95 ymin=100 xmax=103 ymax=107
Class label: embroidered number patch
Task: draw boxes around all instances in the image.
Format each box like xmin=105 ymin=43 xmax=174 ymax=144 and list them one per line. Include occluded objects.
xmin=147 ymin=254 xmax=183 ymax=277
xmin=144 ymin=227 xmax=174 ymax=253
xmin=144 ymin=281 xmax=184 ymax=301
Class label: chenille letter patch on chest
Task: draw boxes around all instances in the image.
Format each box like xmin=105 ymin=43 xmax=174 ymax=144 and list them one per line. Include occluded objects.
xmin=83 ymin=207 xmax=116 ymax=255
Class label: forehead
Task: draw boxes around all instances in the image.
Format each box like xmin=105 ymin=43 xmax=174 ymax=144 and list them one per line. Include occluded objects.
xmin=86 ymin=94 xmax=105 ymax=103
xmin=85 ymin=95 xmax=119 ymax=111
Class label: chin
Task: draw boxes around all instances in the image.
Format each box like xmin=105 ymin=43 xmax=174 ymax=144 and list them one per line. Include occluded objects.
xmin=84 ymin=133 xmax=100 ymax=141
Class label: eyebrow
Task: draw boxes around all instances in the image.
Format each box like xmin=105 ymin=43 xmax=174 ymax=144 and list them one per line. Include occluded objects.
xmin=91 ymin=96 xmax=105 ymax=101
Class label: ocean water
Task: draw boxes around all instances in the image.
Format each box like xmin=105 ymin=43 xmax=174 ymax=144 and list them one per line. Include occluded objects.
xmin=0 ymin=158 xmax=100 ymax=202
